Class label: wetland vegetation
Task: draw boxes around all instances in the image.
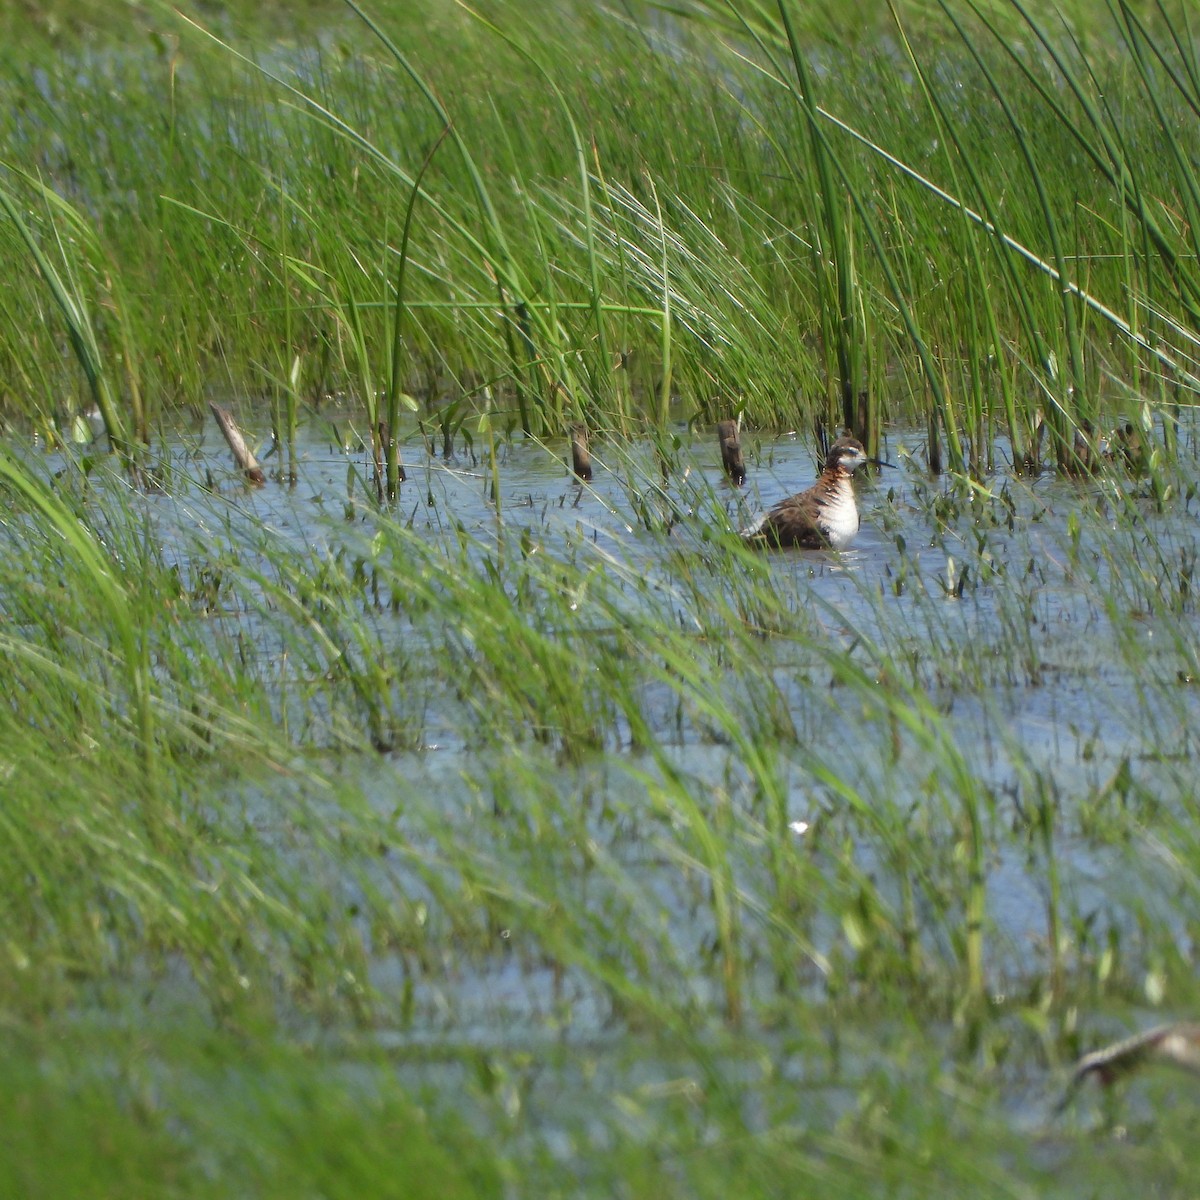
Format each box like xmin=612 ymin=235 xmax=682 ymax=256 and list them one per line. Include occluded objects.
xmin=1 ymin=0 xmax=1199 ymax=1195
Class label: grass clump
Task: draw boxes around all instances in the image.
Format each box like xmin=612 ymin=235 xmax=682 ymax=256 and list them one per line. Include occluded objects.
xmin=1 ymin=0 xmax=1199 ymax=472
xmin=0 ymin=1024 xmax=502 ymax=1199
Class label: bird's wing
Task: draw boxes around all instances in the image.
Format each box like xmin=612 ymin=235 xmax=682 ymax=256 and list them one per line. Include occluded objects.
xmin=741 ymin=497 xmax=826 ymax=547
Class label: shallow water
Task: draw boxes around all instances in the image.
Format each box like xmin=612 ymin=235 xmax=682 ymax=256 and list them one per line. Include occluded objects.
xmin=36 ymin=411 xmax=1200 ymax=1180
xmin=75 ymin=411 xmax=1196 ymax=864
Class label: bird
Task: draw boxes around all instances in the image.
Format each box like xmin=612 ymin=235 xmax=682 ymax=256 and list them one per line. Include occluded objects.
xmin=1057 ymin=1022 xmax=1200 ymax=1112
xmin=741 ymin=435 xmax=869 ymax=549
xmin=1066 ymin=419 xmax=1106 ymax=477
xmin=1116 ymin=421 xmax=1149 ymax=475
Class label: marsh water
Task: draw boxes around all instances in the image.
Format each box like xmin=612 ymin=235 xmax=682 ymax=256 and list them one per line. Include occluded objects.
xmin=37 ymin=409 xmax=1200 ymax=1167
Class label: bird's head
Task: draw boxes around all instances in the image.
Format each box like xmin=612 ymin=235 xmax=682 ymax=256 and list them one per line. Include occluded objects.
xmin=825 ymin=436 xmax=868 ymax=475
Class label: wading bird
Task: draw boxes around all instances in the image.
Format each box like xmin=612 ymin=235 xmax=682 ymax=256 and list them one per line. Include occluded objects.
xmin=741 ymin=435 xmax=869 ymax=549
xmin=1057 ymin=1021 xmax=1200 ymax=1112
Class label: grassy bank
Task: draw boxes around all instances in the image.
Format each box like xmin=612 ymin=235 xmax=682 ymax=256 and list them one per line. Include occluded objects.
xmin=0 ymin=0 xmax=1198 ymax=472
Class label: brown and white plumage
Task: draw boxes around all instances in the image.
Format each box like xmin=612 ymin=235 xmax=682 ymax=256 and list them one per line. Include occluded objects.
xmin=1057 ymin=1022 xmax=1200 ymax=1112
xmin=741 ymin=436 xmax=868 ymax=549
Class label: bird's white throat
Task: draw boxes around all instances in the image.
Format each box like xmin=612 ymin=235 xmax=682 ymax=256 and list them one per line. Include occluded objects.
xmin=818 ymin=478 xmax=860 ymax=548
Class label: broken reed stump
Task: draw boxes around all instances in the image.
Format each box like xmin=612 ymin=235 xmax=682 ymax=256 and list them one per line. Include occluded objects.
xmin=209 ymin=402 xmax=266 ymax=485
xmin=570 ymin=424 xmax=593 ymax=482
xmin=716 ymin=419 xmax=746 ymax=485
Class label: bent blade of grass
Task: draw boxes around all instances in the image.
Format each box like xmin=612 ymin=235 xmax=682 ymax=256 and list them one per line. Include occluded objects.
xmin=385 ymin=123 xmax=450 ymax=499
xmin=986 ymin=0 xmax=1200 ymax=319
xmin=450 ymin=0 xmax=614 ymax=414
xmin=342 ymin=0 xmax=540 ymax=430
xmin=888 ymin=2 xmax=1032 ymax=465
xmin=0 ymin=451 xmax=155 ymax=794
xmin=776 ymin=0 xmax=863 ymax=438
xmin=0 ymin=175 xmax=133 ymax=463
xmin=1110 ymin=0 xmax=1200 ymax=274
xmin=938 ymin=1 xmax=1087 ymax=464
xmin=714 ymin=3 xmax=955 ymax=458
